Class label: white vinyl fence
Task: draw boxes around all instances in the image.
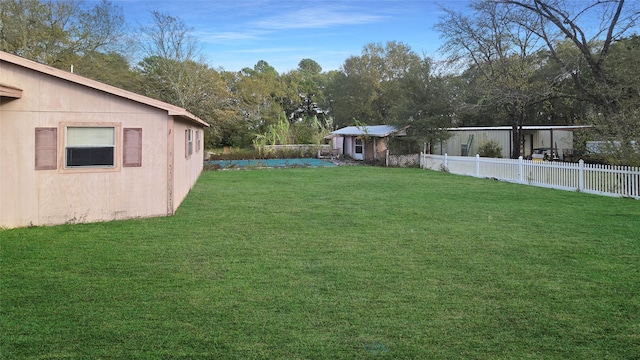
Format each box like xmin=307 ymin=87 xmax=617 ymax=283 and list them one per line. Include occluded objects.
xmin=421 ymin=153 xmax=640 ymax=199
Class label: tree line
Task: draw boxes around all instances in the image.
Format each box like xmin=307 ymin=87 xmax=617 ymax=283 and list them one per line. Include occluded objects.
xmin=1 ymin=0 xmax=638 ymax=164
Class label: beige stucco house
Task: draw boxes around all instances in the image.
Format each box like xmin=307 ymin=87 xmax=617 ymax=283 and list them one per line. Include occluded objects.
xmin=0 ymin=51 xmax=209 ymax=229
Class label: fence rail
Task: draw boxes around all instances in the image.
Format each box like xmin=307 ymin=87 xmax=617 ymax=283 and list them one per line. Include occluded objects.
xmin=420 ymin=153 xmax=640 ymax=199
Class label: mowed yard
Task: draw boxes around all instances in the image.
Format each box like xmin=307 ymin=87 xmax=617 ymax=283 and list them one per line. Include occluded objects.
xmin=2 ymin=167 xmax=639 ymax=359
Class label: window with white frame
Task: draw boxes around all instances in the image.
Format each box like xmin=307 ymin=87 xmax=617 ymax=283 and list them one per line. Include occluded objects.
xmin=186 ymin=129 xmax=193 ymax=158
xmin=65 ymin=126 xmax=115 ymax=168
xmin=355 ymin=138 xmax=364 ymax=154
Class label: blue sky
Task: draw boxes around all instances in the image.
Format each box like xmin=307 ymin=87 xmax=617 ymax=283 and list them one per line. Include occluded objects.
xmin=115 ymin=0 xmax=471 ymax=73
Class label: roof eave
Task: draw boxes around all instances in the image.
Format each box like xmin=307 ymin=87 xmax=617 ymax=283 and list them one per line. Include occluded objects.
xmin=170 ymin=110 xmax=210 ymax=127
xmin=1 ymin=51 xmax=207 ymax=127
xmin=0 ymin=83 xmax=23 ymax=98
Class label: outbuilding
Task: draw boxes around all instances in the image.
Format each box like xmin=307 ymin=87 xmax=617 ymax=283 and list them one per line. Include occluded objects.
xmin=327 ymin=125 xmax=408 ymax=161
xmin=435 ymin=125 xmax=590 ymax=159
xmin=0 ymin=51 xmax=209 ymax=228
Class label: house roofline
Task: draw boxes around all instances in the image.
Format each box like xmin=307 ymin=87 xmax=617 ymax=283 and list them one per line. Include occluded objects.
xmin=0 ymin=51 xmax=208 ymax=127
xmin=447 ymin=125 xmax=591 ymax=131
xmin=329 ymin=125 xmax=409 ymax=138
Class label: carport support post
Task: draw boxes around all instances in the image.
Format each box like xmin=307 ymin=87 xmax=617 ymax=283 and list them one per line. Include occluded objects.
xmin=475 ymin=154 xmax=480 ymax=177
xmin=444 ymin=153 xmax=448 ymax=169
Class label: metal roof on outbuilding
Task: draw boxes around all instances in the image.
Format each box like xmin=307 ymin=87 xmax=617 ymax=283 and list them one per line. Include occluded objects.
xmin=447 ymin=125 xmax=590 ymax=131
xmin=329 ymin=125 xmax=404 ymax=137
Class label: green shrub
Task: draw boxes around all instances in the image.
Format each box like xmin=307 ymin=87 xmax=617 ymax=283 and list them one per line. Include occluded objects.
xmin=478 ymin=140 xmax=503 ymax=158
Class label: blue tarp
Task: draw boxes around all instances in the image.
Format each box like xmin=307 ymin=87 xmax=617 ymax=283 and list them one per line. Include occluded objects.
xmin=205 ymin=158 xmax=336 ymax=169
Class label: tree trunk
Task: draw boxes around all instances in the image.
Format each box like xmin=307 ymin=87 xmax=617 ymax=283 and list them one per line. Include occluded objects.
xmin=509 ymin=107 xmax=525 ymax=159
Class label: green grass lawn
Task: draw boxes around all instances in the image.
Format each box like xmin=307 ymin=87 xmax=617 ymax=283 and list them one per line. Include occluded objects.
xmin=2 ymin=167 xmax=639 ymax=359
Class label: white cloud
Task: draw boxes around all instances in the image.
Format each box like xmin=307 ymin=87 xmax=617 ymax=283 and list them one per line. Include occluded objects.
xmin=230 ymin=46 xmax=312 ymax=54
xmin=253 ymin=6 xmax=387 ymax=30
xmin=198 ymin=31 xmax=262 ymax=42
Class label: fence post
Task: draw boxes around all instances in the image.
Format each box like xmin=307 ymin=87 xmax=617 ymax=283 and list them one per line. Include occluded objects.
xmin=518 ymin=156 xmax=523 ymax=183
xmin=386 ymin=149 xmax=389 ymax=167
xmin=475 ymin=154 xmax=480 ymax=177
xmin=420 ymin=152 xmax=424 ymax=169
xmin=444 ymin=153 xmax=448 ymax=170
xmin=579 ymin=159 xmax=584 ymax=192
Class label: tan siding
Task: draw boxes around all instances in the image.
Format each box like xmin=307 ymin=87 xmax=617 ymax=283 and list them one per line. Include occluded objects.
xmin=442 ymin=129 xmax=575 ymax=159
xmin=444 ymin=130 xmax=511 ymax=157
xmin=0 ymin=61 xmax=181 ymax=228
xmin=1 ymin=111 xmax=39 ymax=227
xmin=166 ymin=116 xmax=174 ymax=215
xmin=171 ymin=120 xmax=204 ymax=213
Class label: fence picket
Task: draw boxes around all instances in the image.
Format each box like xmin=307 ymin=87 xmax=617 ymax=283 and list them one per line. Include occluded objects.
xmin=420 ymin=153 xmax=640 ymax=199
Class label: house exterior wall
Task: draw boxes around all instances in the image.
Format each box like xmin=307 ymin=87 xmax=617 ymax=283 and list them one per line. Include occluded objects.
xmin=0 ymin=57 xmax=204 ymax=228
xmin=331 ymin=135 xmax=388 ymax=161
xmin=364 ymin=137 xmax=388 ymax=161
xmin=342 ymin=136 xmax=354 ymax=158
xmin=331 ymin=136 xmax=344 ymax=153
xmin=171 ymin=119 xmax=205 ymax=213
xmin=439 ymin=130 xmax=512 ymax=158
xmin=438 ymin=129 xmax=574 ymax=158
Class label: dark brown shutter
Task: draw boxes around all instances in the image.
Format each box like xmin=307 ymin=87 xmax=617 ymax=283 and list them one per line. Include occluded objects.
xmin=35 ymin=128 xmax=57 ymax=170
xmin=123 ymin=128 xmax=142 ymax=167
